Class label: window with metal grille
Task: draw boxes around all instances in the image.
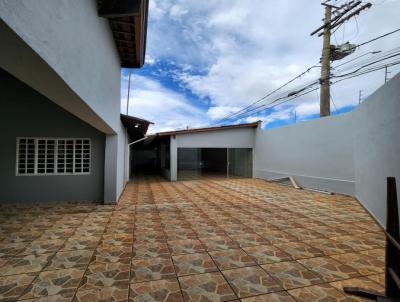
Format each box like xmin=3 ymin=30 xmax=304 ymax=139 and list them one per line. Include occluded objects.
xmin=16 ymin=138 xmax=91 ymax=176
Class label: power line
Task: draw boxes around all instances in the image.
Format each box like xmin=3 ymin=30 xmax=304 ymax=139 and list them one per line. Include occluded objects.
xmin=212 ymin=29 xmax=400 ymax=125
xmin=226 ymin=60 xmax=400 ymax=122
xmin=352 ymin=28 xmax=400 ymax=50
xmin=211 ymin=64 xmax=320 ymax=125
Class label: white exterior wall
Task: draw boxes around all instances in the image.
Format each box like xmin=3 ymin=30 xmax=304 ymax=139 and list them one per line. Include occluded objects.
xmin=176 ymin=128 xmax=256 ymax=148
xmin=169 ymin=127 xmax=256 ymax=181
xmin=254 ymin=114 xmax=355 ymax=195
xmin=0 ymin=0 xmax=120 ymax=133
xmin=353 ymin=73 xmax=400 ymax=226
xmin=254 ymin=73 xmax=400 ymax=227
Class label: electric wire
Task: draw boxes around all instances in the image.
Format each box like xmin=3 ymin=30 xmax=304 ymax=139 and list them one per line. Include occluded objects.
xmin=224 ymin=60 xmax=400 ymax=122
xmin=212 ymin=29 xmax=400 ymax=125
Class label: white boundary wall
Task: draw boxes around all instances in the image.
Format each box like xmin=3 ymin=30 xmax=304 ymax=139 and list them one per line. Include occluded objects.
xmin=254 ymin=73 xmax=400 ymax=227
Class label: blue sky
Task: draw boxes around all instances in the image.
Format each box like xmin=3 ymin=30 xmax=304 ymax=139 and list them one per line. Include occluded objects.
xmin=121 ymin=0 xmax=400 ymax=133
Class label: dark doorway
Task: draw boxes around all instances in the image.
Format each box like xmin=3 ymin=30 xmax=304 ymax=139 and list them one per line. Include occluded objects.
xmin=177 ymin=148 xmax=252 ymax=180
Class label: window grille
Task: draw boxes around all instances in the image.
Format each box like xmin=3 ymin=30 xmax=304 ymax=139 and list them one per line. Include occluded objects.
xmin=16 ymin=138 xmax=91 ymax=176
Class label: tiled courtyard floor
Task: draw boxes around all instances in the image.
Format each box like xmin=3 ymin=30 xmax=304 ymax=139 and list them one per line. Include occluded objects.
xmin=0 ymin=177 xmax=386 ymax=302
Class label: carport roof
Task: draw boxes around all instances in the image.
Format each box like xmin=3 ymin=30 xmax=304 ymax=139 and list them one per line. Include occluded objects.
xmin=157 ymin=121 xmax=261 ymax=137
xmin=120 ymin=114 xmax=153 ymax=137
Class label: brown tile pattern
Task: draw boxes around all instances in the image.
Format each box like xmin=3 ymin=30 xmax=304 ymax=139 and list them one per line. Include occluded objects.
xmin=243 ymin=245 xmax=292 ymax=264
xmin=288 ymin=283 xmax=352 ymax=301
xmin=209 ymin=248 xmax=256 ymax=270
xmin=172 ymin=253 xmax=218 ymax=276
xmin=241 ymin=292 xmax=296 ymax=302
xmin=21 ymin=268 xmax=85 ymax=299
xmin=0 ymin=177 xmax=385 ymax=301
xmin=130 ymin=279 xmax=183 ymax=302
xmin=263 ymin=261 xmax=323 ymax=289
xmin=298 ymin=257 xmax=360 ymax=282
xmin=222 ymin=266 xmax=282 ymax=298
xmin=0 ymin=273 xmax=36 ymax=301
xmin=179 ymin=272 xmax=236 ymax=301
xmin=131 ymin=257 xmax=175 ymax=283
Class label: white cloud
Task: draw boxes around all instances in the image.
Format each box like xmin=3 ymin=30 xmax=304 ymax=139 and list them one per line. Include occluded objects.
xmin=169 ymin=5 xmax=188 ymax=18
xmin=121 ymin=74 xmax=207 ymax=133
xmin=207 ymin=106 xmax=241 ymax=120
xmin=129 ymin=0 xmax=400 ymax=130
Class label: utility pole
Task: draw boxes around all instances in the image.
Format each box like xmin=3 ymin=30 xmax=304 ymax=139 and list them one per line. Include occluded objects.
xmin=320 ymin=4 xmax=332 ymax=117
xmin=358 ymin=90 xmax=363 ymax=104
xmin=311 ymin=0 xmax=372 ymax=117
xmin=385 ymin=66 xmax=391 ymax=83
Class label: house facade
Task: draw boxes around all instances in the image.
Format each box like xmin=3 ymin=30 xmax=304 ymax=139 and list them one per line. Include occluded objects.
xmin=0 ymin=0 xmax=149 ymax=203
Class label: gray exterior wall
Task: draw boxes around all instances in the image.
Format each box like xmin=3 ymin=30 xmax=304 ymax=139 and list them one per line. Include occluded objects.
xmin=0 ymin=69 xmax=105 ymax=203
xmin=254 ymin=113 xmax=355 ymax=195
xmin=169 ymin=127 xmax=256 ymax=181
xmin=353 ymin=73 xmax=400 ymax=227
xmin=0 ymin=1 xmax=128 ymax=202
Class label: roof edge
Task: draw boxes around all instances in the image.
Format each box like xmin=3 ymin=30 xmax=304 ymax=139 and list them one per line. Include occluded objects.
xmin=157 ymin=121 xmax=261 ymax=137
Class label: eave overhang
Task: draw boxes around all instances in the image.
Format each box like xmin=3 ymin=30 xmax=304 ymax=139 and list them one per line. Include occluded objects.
xmin=98 ymin=0 xmax=149 ymax=68
xmin=120 ymin=114 xmax=153 ymax=138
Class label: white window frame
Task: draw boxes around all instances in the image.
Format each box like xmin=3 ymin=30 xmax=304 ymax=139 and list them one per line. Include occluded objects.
xmin=16 ymin=137 xmax=91 ymax=176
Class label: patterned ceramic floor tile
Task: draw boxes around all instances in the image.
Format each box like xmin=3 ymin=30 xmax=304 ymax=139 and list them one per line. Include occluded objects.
xmin=0 ymin=177 xmax=388 ymax=302
xmin=80 ymin=261 xmax=130 ymax=290
xmin=304 ymin=238 xmax=355 ymax=256
xmin=360 ymin=248 xmax=385 ymax=262
xmin=94 ymin=244 xmax=132 ymax=262
xmin=331 ymin=253 xmax=384 ymax=276
xmin=221 ymin=266 xmax=282 ymax=298
xmin=329 ymin=276 xmax=384 ymax=301
xmin=243 ymin=245 xmax=292 ymax=265
xmin=367 ymin=273 xmax=385 ymax=286
xmin=131 ymin=257 xmax=176 ymax=283
xmin=20 ymin=294 xmax=74 ymax=301
xmin=287 ymin=284 xmax=353 ymax=302
xmin=199 ymin=236 xmax=239 ymax=251
xmin=19 ymin=240 xmax=66 ymax=255
xmin=179 ymin=272 xmax=236 ymax=302
xmin=209 ymin=248 xmax=256 ymax=270
xmin=0 ymin=253 xmax=54 ymax=276
xmin=129 ymin=279 xmax=183 ymax=302
xmin=274 ymin=242 xmax=324 ymax=260
xmin=0 ymin=273 xmax=36 ymax=301
xmin=0 ymin=243 xmax=29 ymax=257
xmin=229 ymin=234 xmax=269 ymax=247
xmin=298 ymin=257 xmax=360 ymax=282
xmin=257 ymin=231 xmax=298 ymax=245
xmin=167 ymin=239 xmax=205 ymax=255
xmin=262 ymin=261 xmax=323 ymax=289
xmin=60 ymin=238 xmax=99 ymax=251
xmin=240 ymin=292 xmax=296 ymax=302
xmin=20 ymin=268 xmax=85 ymax=299
xmin=330 ymin=236 xmax=381 ymax=252
xmin=287 ymin=228 xmax=325 ymax=241
xmin=1 ymin=231 xmax=42 ymax=243
xmin=172 ymin=253 xmax=218 ymax=276
xmin=44 ymin=250 xmax=93 ymax=271
xmin=74 ymin=284 xmax=129 ymax=302
xmin=133 ymin=243 xmax=171 ymax=259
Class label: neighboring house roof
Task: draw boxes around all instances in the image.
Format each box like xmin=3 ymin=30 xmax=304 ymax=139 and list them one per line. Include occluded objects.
xmin=120 ymin=114 xmax=153 ymax=137
xmin=157 ymin=121 xmax=261 ymax=137
xmin=98 ymin=0 xmax=149 ymax=68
